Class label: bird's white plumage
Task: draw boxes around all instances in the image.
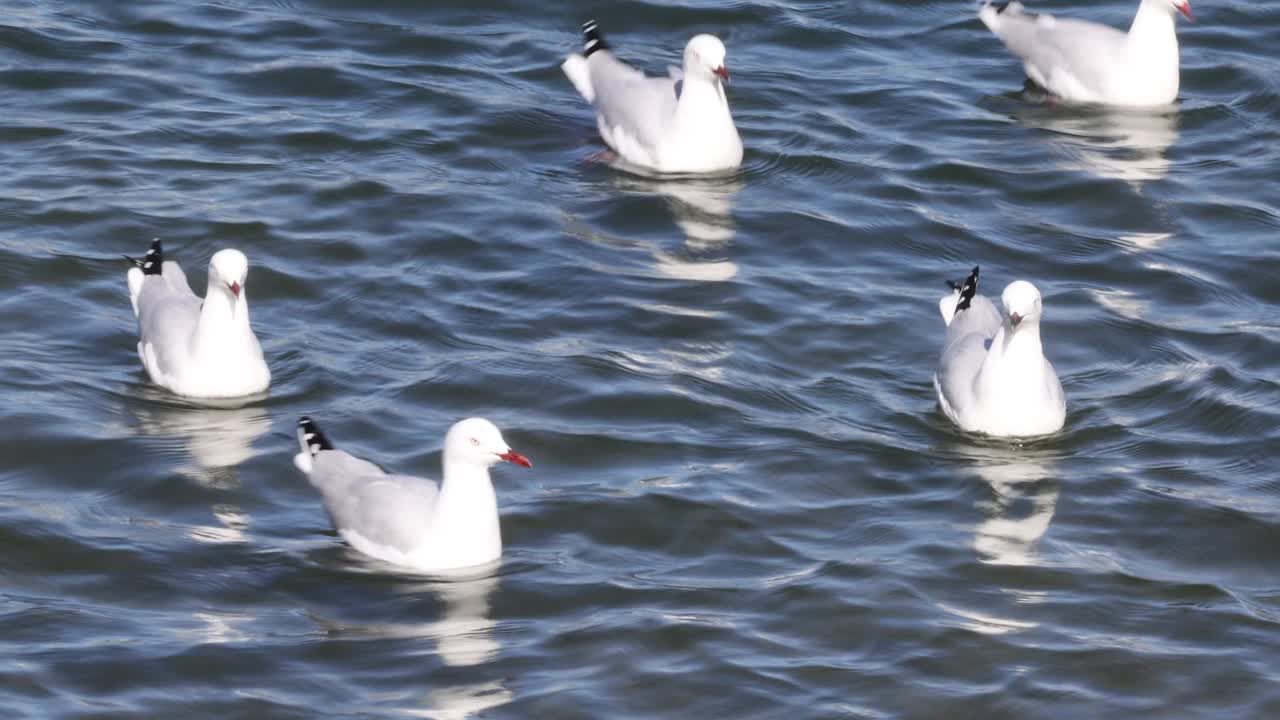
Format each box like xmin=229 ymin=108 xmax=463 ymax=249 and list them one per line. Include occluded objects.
xmin=294 ymin=418 xmax=531 ymax=574
xmin=934 ymin=273 xmax=1065 ymax=437
xmin=126 ymin=243 xmax=270 ymax=399
xmin=978 ymin=0 xmax=1188 ymax=107
xmin=562 ymin=30 xmax=743 ymax=174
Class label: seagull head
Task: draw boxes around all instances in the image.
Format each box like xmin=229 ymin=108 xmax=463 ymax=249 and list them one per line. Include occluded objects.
xmin=209 ymin=249 xmax=249 ymax=303
xmin=683 ymin=34 xmax=730 ymax=83
xmin=445 ymin=418 xmax=532 ymax=470
xmin=1001 ymin=280 xmax=1043 ymax=330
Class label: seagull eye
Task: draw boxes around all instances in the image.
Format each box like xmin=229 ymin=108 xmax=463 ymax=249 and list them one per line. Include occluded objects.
xmin=470 ymin=437 xmax=479 ymax=446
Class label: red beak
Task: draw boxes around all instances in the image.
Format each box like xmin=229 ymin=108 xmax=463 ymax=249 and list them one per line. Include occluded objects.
xmin=229 ymin=281 xmax=241 ymax=298
xmin=1010 ymin=312 xmax=1023 ymax=328
xmin=1177 ymin=1 xmax=1192 ymax=21
xmin=499 ymin=449 xmax=532 ymax=468
xmin=713 ymin=65 xmax=729 ymax=82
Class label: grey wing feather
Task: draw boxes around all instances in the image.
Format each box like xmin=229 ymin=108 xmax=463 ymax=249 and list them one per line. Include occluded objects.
xmin=309 ymin=450 xmax=440 ymax=555
xmin=941 ymin=294 xmax=1002 ymax=352
xmin=588 ymin=53 xmax=679 ymax=151
xmin=160 ymin=259 xmax=194 ymax=295
xmin=135 ymin=261 xmax=201 ymax=369
xmin=990 ymin=14 xmax=1129 ymax=93
xmin=938 ymin=295 xmax=1003 ymax=409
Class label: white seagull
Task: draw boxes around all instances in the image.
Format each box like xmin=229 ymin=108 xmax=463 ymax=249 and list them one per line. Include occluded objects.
xmin=978 ymin=0 xmax=1192 ymax=107
xmin=934 ymin=267 xmax=1065 ymax=437
xmin=561 ymin=20 xmax=743 ymax=174
xmin=125 ymin=238 xmax=270 ymax=399
xmin=293 ymin=416 xmax=532 ymax=574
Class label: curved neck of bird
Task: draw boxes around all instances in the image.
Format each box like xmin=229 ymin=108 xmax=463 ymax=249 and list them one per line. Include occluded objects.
xmin=982 ymin=320 xmax=1044 ymax=379
xmin=193 ymin=280 xmax=251 ymax=353
xmin=435 ymin=459 xmax=500 ymax=536
xmin=972 ymin=319 xmax=1044 ymax=389
xmin=1129 ymin=2 xmax=1178 ymax=48
xmin=675 ymin=71 xmax=728 ymax=118
xmin=440 ymin=456 xmax=498 ymax=496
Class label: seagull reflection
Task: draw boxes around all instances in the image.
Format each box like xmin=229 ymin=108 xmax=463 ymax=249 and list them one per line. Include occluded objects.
xmin=932 ymin=444 xmax=1061 ymax=636
xmin=427 ymin=572 xmax=501 ymax=667
xmin=417 ymin=680 xmax=513 ymax=720
xmin=129 ymin=399 xmax=271 ymax=477
xmin=322 ymin=568 xmax=505 ymax=667
xmin=613 ymin=342 xmax=731 ymax=385
xmin=958 ymin=444 xmax=1061 ymax=567
xmin=1091 ymin=286 xmax=1150 ymax=322
xmin=610 ymin=173 xmax=744 ymax=282
xmin=128 ymin=399 xmax=270 ymax=542
xmin=314 ymin=571 xmax=510 ymax=718
xmin=419 ymin=575 xmax=513 ymax=718
xmin=190 ymin=610 xmax=252 ymax=644
xmin=1013 ymin=104 xmax=1179 ymax=186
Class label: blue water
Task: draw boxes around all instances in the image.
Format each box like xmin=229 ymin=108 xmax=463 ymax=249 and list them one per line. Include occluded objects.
xmin=2 ymin=1 xmax=1279 ymax=717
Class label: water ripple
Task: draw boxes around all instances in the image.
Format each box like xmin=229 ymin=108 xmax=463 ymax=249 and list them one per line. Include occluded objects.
xmin=0 ymin=0 xmax=1277 ymax=716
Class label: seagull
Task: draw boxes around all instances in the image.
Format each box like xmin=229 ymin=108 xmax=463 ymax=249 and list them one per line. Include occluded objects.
xmin=293 ymin=416 xmax=532 ymax=573
xmin=978 ymin=0 xmax=1192 ymax=107
xmin=125 ymin=238 xmax=270 ymax=399
xmin=561 ymin=20 xmax=743 ymax=174
xmin=934 ymin=267 xmax=1065 ymax=437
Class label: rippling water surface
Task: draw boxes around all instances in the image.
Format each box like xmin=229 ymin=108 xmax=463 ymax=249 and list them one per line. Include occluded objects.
xmin=3 ymin=1 xmax=1279 ymax=717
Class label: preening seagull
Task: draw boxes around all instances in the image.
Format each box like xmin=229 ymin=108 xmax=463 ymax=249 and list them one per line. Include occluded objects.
xmin=978 ymin=0 xmax=1192 ymax=107
xmin=562 ymin=20 xmax=744 ymax=174
xmin=934 ymin=266 xmax=1065 ymax=437
xmin=125 ymin=238 xmax=270 ymax=399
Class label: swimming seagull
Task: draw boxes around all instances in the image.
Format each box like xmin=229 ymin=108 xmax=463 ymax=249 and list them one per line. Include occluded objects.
xmin=561 ymin=20 xmax=743 ymax=174
xmin=978 ymin=0 xmax=1192 ymax=107
xmin=125 ymin=238 xmax=270 ymax=399
xmin=293 ymin=416 xmax=532 ymax=573
xmin=934 ymin=267 xmax=1065 ymax=437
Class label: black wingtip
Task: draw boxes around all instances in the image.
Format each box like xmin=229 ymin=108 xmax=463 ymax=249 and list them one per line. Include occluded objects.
xmin=128 ymin=238 xmax=164 ymax=275
xmin=298 ymin=416 xmax=334 ymax=455
xmin=581 ymin=19 xmax=609 ymax=57
xmin=954 ymin=266 xmax=980 ymax=313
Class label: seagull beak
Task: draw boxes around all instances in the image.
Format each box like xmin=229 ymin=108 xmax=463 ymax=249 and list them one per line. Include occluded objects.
xmin=1177 ymin=1 xmax=1192 ymax=21
xmin=713 ymin=65 xmax=729 ymax=82
xmin=1009 ymin=312 xmax=1023 ymax=328
xmin=498 ymin=449 xmax=532 ymax=468
xmin=229 ymin=281 xmax=241 ymax=299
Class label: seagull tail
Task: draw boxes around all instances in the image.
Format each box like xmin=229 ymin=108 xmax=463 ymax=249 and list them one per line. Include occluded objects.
xmin=561 ymin=54 xmax=595 ymax=103
xmin=978 ymin=2 xmax=1024 ymax=31
xmin=125 ymin=238 xmax=164 ymax=276
xmin=954 ymin=266 xmax=980 ymax=312
xmin=579 ymin=19 xmax=609 ymax=58
xmin=125 ymin=238 xmax=163 ymax=316
xmin=977 ymin=4 xmax=1000 ymax=32
xmin=295 ymin=416 xmax=334 ymax=474
xmin=563 ymin=19 xmax=609 ymax=104
xmin=940 ymin=266 xmax=980 ymax=326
